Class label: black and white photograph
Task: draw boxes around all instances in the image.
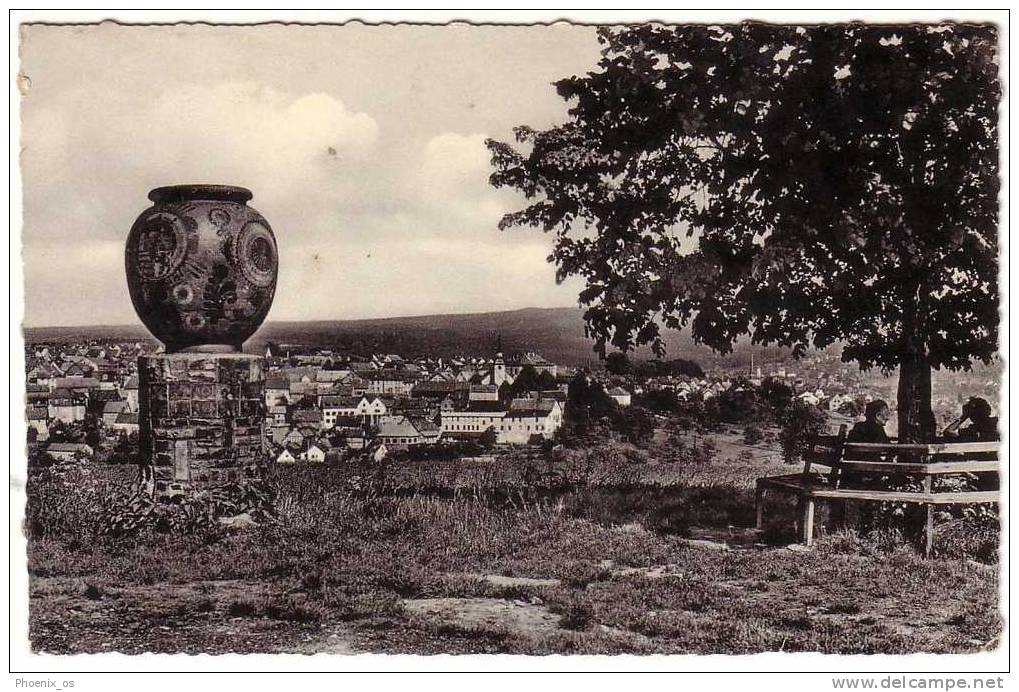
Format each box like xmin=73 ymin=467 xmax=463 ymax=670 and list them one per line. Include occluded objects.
xmin=9 ymin=9 xmax=1008 ymax=679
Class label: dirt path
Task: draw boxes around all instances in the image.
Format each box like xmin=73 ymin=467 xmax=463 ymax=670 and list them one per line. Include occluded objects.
xmin=404 ymin=597 xmax=562 ymax=635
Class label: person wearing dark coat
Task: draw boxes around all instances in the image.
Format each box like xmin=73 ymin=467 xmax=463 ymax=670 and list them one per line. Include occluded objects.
xmin=841 ymin=400 xmax=892 ymax=504
xmin=848 ymin=399 xmax=891 ymax=444
xmin=943 ymin=397 xmax=999 ymax=442
xmin=943 ymin=397 xmax=999 ymax=491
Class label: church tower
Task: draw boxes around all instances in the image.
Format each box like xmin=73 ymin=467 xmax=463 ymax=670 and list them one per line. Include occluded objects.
xmin=493 ymin=335 xmax=507 ymax=386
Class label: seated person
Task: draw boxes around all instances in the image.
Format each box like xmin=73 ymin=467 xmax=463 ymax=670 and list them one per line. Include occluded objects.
xmin=848 ymin=399 xmax=891 ymax=444
xmin=841 ymin=400 xmax=892 ymax=490
xmin=943 ymin=397 xmax=999 ymax=441
xmin=942 ymin=397 xmax=998 ymax=491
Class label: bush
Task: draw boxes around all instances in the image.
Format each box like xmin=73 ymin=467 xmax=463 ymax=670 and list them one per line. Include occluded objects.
xmin=779 ymin=401 xmax=827 ymax=464
xmin=743 ymin=424 xmax=765 ymax=445
xmin=25 ymin=465 xmax=108 ymax=541
xmin=637 ymin=389 xmax=681 ymax=414
xmin=610 ymin=406 xmax=656 ymax=446
xmin=554 ymin=596 xmax=595 ymax=631
xmin=262 ymin=594 xmax=324 ymax=623
xmin=227 ymin=599 xmax=259 ymax=617
xmin=933 ymin=514 xmax=999 ymax=563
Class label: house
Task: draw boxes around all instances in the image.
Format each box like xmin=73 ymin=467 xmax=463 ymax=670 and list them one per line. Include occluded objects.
xmin=45 ymin=442 xmax=94 ymax=462
xmin=409 ymin=417 xmax=442 ymax=445
xmin=27 ymin=362 xmax=61 ymax=385
xmin=288 ymin=381 xmax=320 ymax=401
xmin=299 ymin=443 xmax=327 ymax=463
xmin=265 ymin=375 xmax=289 ymax=407
xmin=364 ymin=370 xmax=417 ymax=397
xmin=427 ymin=368 xmax=456 ymax=383
xmin=320 ymin=395 xmax=361 ymax=427
xmin=267 ymin=424 xmax=292 ymax=446
xmin=506 ymin=352 xmax=557 ymax=379
xmin=499 ymin=399 xmax=564 ymax=444
xmin=113 ymin=411 xmax=139 ymax=434
xmin=290 ymin=408 xmax=324 ymax=429
xmin=26 ymin=383 xmax=50 ymax=404
xmin=26 ymin=406 xmax=49 ymax=441
xmin=798 ymin=391 xmax=822 ymax=406
xmin=47 ymin=389 xmax=86 ymax=423
xmin=276 ymin=447 xmax=297 ymax=464
xmin=454 ymin=366 xmax=478 ymax=383
xmin=440 ymin=400 xmax=507 ymax=438
xmin=281 ymin=366 xmax=320 ymax=383
xmin=102 ymin=400 xmax=130 ymax=427
xmin=269 ymin=405 xmax=288 ymax=425
xmin=315 ymin=369 xmax=350 ymax=383
xmin=52 ymin=376 xmax=102 ymax=396
xmin=376 ymin=415 xmax=438 ymax=447
xmin=607 ymin=386 xmax=632 ymax=407
xmin=344 ymin=429 xmax=369 ymax=450
xmin=468 ymin=384 xmax=500 ymax=401
xmin=122 ymin=374 xmax=139 ymax=412
xmin=412 ymin=380 xmax=465 ymax=400
xmin=62 ymin=362 xmax=94 ymax=378
xmin=282 ymin=428 xmax=307 ymax=448
xmin=320 ymin=395 xmax=387 ymax=428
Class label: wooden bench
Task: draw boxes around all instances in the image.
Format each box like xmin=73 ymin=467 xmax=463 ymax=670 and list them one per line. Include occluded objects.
xmin=755 ymin=428 xmax=1000 ymax=555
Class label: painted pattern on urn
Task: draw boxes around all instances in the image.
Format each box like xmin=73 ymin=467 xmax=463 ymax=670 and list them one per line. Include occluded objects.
xmin=125 ymin=185 xmax=278 ymax=353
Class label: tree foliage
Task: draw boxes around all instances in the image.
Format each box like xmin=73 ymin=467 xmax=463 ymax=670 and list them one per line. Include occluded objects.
xmin=488 ymin=23 xmax=999 ymax=440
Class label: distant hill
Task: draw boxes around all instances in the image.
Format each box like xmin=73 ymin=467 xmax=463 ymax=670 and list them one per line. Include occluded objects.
xmin=24 ymin=306 xmax=794 ymax=368
xmin=253 ymin=307 xmax=794 ymax=368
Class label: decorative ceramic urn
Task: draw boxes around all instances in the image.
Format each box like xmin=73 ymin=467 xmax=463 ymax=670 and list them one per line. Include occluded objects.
xmin=126 ymin=185 xmax=278 ymax=352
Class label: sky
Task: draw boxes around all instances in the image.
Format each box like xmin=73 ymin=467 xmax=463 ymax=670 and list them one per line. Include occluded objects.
xmin=18 ymin=22 xmax=601 ymax=327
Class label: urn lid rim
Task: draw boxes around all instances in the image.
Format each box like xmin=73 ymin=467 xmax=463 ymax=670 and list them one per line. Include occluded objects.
xmin=148 ymin=184 xmax=253 ymax=204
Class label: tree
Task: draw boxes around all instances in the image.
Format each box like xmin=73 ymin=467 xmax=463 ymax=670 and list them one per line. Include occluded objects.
xmin=497 ymin=381 xmax=513 ymax=403
xmin=488 ymin=23 xmax=999 ymax=441
xmin=605 ymin=351 xmax=632 ymax=375
xmin=479 ymin=426 xmax=499 ymax=448
xmin=509 ymin=365 xmax=542 ymax=398
xmin=109 ymin=431 xmax=141 ymax=465
xmin=759 ymin=377 xmax=794 ymax=413
xmin=536 ymin=370 xmax=558 ymax=391
xmin=612 ymin=405 xmax=656 ymax=445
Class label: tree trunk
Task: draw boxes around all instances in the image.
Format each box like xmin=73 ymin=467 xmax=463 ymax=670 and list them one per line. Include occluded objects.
xmin=897 ymin=280 xmax=934 ymax=443
xmin=897 ymin=350 xmax=933 ymax=443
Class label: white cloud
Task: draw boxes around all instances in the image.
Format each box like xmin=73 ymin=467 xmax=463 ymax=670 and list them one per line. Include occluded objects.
xmin=18 ymin=21 xmax=605 ymax=326
xmin=419 ymin=132 xmax=490 ymax=192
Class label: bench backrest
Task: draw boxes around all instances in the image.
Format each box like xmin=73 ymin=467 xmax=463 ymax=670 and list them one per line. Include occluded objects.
xmin=805 ymin=434 xmax=999 ymax=487
xmin=802 ymin=424 xmax=847 ymax=480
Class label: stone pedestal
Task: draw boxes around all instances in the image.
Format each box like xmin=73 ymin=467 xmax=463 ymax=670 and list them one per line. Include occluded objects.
xmin=138 ymin=352 xmax=266 ymax=495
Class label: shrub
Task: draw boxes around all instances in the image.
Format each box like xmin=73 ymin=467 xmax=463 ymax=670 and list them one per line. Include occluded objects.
xmin=743 ymin=425 xmax=765 ymax=445
xmin=610 ymin=406 xmax=656 ymax=446
xmin=262 ymin=594 xmax=324 ymax=623
xmin=25 ymin=465 xmax=108 ymax=541
xmin=933 ymin=514 xmax=1000 ymax=564
xmin=779 ymin=401 xmax=827 ymax=464
xmin=554 ymin=596 xmax=595 ymax=631
xmin=227 ymin=599 xmax=259 ymax=617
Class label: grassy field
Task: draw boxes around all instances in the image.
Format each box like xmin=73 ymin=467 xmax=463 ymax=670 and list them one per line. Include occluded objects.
xmin=25 ymin=427 xmax=1001 ymax=655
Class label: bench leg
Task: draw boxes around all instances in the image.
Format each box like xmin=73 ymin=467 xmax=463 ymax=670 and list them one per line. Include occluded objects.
xmin=755 ymin=486 xmax=766 ymax=530
xmin=923 ymin=504 xmax=934 ymax=558
xmin=801 ymin=498 xmax=816 ymax=546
